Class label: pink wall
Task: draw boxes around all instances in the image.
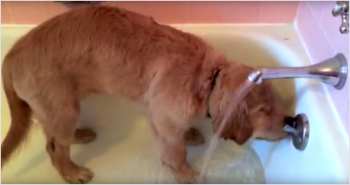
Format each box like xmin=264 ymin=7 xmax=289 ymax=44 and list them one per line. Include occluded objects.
xmin=296 ymin=1 xmax=349 ymax=132
xmin=1 ymin=1 xmax=298 ymax=24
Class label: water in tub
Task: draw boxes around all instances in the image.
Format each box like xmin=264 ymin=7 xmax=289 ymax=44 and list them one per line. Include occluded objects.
xmin=1 ymin=34 xmax=265 ymax=184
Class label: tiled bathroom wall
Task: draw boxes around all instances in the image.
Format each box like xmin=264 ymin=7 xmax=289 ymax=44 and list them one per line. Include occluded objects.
xmin=296 ymin=1 xmax=349 ymax=132
xmin=1 ymin=1 xmax=299 ymax=24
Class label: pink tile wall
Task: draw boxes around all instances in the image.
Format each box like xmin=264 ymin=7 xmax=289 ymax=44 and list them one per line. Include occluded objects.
xmin=1 ymin=1 xmax=298 ymax=25
xmin=296 ymin=1 xmax=349 ymax=133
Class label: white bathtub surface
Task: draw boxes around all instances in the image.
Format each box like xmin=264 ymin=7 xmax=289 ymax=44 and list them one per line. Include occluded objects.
xmin=1 ymin=24 xmax=349 ymax=184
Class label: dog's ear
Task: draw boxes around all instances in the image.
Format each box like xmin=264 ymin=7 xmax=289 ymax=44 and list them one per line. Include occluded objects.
xmin=211 ymin=98 xmax=253 ymax=145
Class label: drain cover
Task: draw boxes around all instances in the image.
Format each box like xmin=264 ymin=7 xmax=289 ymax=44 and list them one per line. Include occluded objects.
xmin=291 ymin=113 xmax=310 ymax=151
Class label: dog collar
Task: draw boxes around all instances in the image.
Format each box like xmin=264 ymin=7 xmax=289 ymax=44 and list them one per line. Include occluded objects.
xmin=206 ymin=68 xmax=221 ymax=119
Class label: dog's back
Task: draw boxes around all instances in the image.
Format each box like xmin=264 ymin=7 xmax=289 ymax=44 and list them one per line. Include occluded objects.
xmin=4 ymin=5 xmax=219 ymax=101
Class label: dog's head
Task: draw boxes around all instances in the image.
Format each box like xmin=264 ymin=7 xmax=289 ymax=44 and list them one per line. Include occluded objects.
xmin=209 ymin=63 xmax=291 ymax=145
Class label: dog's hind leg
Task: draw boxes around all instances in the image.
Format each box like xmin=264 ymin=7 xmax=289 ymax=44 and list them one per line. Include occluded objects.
xmin=35 ymin=92 xmax=94 ymax=184
xmin=45 ymin=135 xmax=94 ymax=184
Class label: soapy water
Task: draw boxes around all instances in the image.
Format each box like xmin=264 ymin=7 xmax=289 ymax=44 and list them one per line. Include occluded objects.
xmin=199 ymin=79 xmax=257 ymax=183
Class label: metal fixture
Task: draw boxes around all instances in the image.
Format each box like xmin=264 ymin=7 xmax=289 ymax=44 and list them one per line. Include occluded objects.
xmin=332 ymin=1 xmax=349 ymax=34
xmin=247 ymin=53 xmax=348 ymax=151
xmin=248 ymin=53 xmax=348 ymax=90
xmin=283 ymin=114 xmax=310 ymax=151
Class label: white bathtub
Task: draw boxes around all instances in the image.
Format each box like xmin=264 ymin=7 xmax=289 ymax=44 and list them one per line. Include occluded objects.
xmin=1 ymin=24 xmax=349 ymax=184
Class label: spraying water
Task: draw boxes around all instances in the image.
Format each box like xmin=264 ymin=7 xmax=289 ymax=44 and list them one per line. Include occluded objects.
xmin=198 ymin=79 xmax=257 ymax=183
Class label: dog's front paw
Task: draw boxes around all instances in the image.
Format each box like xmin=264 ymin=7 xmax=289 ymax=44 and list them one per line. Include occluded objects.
xmin=184 ymin=128 xmax=205 ymax=146
xmin=62 ymin=166 xmax=94 ymax=184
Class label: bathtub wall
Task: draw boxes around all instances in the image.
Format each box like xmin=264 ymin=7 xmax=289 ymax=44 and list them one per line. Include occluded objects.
xmin=296 ymin=1 xmax=349 ymax=133
xmin=1 ymin=1 xmax=299 ymax=24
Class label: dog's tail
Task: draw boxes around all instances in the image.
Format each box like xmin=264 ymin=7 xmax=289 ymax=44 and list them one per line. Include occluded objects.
xmin=1 ymin=60 xmax=33 ymax=169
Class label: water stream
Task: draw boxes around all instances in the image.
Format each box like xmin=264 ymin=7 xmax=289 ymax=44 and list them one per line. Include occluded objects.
xmin=199 ymin=79 xmax=257 ymax=183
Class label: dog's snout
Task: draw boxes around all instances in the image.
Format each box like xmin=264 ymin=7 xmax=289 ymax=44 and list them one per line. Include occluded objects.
xmin=283 ymin=116 xmax=295 ymax=126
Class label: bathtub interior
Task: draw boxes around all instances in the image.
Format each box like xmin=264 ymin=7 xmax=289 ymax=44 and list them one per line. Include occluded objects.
xmin=1 ymin=25 xmax=349 ymax=184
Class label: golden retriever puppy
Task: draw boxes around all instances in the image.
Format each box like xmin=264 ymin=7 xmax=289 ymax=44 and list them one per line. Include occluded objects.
xmin=1 ymin=6 xmax=290 ymax=184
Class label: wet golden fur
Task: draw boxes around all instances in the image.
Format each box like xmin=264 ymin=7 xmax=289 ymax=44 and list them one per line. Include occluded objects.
xmin=1 ymin=6 xmax=289 ymax=183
